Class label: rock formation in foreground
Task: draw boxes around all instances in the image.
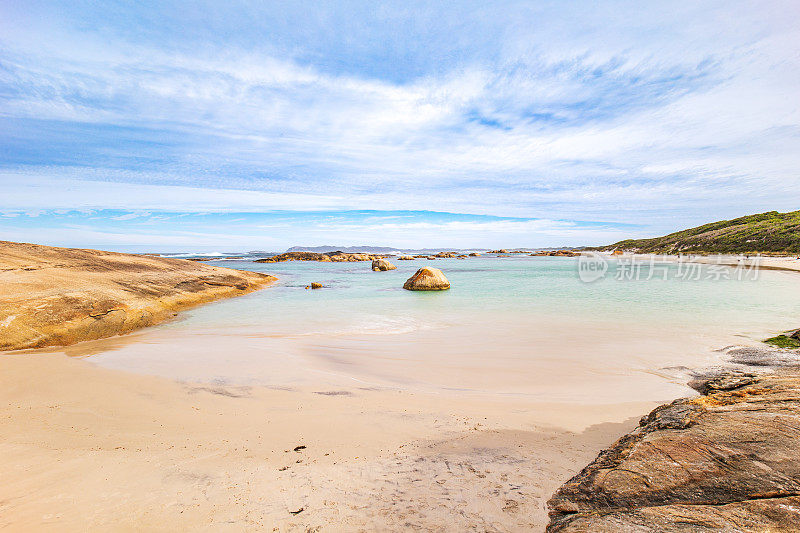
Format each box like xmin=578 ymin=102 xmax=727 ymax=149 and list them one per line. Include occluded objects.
xmin=371 ymin=259 xmax=397 ymax=271
xmin=547 ymin=363 xmax=800 ymax=532
xmin=0 ymin=241 xmax=276 ymax=351
xmin=403 ymin=267 xmax=450 ymax=291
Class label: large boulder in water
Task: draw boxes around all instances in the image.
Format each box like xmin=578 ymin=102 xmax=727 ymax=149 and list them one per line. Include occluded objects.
xmin=371 ymin=259 xmax=397 ymax=271
xmin=403 ymin=267 xmax=450 ymax=291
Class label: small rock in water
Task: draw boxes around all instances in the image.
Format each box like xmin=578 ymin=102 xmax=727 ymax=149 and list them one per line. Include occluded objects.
xmin=308 ymin=283 xmax=323 ymax=289
xmin=371 ymin=259 xmax=396 ymax=271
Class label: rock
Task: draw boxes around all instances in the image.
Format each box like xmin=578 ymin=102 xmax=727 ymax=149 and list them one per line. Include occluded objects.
xmin=531 ymin=250 xmax=580 ymax=257
xmin=397 ymin=256 xmax=415 ymax=260
xmin=469 ymin=252 xmax=481 ymax=257
xmin=371 ymin=259 xmax=397 ymax=271
xmin=546 ymin=370 xmax=800 ymax=532
xmin=256 ymin=251 xmax=383 ymax=263
xmin=0 ymin=240 xmax=276 ymax=351
xmin=310 ymin=283 xmax=323 ymax=289
xmin=726 ymin=346 xmax=800 ymax=367
xmin=426 ymin=256 xmax=437 ymax=260
xmin=403 ymin=267 xmax=450 ymax=291
xmin=687 ymin=369 xmax=757 ymax=395
xmin=489 ymin=249 xmax=509 ymax=254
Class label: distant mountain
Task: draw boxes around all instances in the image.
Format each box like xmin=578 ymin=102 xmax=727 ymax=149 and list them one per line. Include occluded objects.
xmin=598 ymin=210 xmax=800 ymax=254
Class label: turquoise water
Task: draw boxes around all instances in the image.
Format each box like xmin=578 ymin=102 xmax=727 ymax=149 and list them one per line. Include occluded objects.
xmin=169 ymin=256 xmax=800 ymax=335
xmin=87 ymin=256 xmax=800 ymax=404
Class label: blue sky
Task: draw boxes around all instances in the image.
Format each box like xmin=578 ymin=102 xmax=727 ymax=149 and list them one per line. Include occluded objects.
xmin=1 ymin=1 xmax=799 ymax=251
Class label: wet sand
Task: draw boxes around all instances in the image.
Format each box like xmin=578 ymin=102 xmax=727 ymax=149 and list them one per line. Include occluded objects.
xmin=0 ymin=352 xmax=645 ymax=532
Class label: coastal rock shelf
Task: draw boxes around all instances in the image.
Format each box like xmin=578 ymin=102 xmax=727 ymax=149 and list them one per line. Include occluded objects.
xmin=547 ymin=365 xmax=800 ymax=532
xmin=255 ymin=251 xmax=384 ymax=263
xmin=0 ymin=241 xmax=276 ymax=351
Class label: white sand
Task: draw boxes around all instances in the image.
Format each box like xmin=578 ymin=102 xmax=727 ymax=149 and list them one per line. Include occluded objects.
xmin=0 ymin=352 xmax=646 ymax=531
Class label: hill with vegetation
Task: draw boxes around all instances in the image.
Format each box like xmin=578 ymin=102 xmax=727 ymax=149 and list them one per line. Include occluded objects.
xmin=599 ymin=210 xmax=800 ymax=254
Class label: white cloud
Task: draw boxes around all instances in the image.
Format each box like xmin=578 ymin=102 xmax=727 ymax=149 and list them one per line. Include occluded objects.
xmin=1 ymin=0 xmax=799 ymax=246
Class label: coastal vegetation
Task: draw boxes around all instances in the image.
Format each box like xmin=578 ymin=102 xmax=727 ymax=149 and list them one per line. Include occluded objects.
xmin=764 ymin=334 xmax=800 ymax=349
xmin=598 ymin=210 xmax=800 ymax=254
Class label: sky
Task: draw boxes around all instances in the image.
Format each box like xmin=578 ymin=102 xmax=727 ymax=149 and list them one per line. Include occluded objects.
xmin=1 ymin=1 xmax=799 ymax=252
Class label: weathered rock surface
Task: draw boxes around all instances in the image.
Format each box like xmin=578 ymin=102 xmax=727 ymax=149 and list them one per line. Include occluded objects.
xmin=547 ymin=369 xmax=800 ymax=532
xmin=397 ymin=256 xmax=415 ymax=260
xmin=309 ymin=282 xmax=323 ymax=289
xmin=371 ymin=259 xmax=397 ymax=271
xmin=726 ymin=346 xmax=800 ymax=367
xmin=531 ymin=250 xmax=580 ymax=257
xmin=403 ymin=268 xmax=450 ymax=291
xmin=255 ymin=251 xmax=382 ymax=263
xmin=0 ymin=241 xmax=276 ymax=351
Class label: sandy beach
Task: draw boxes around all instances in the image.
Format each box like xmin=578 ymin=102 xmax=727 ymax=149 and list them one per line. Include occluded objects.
xmin=0 ymin=351 xmax=645 ymax=532
xmin=3 ymin=246 xmax=800 ymax=531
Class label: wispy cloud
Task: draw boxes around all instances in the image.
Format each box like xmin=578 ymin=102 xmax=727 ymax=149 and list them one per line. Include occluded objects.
xmin=0 ymin=209 xmax=640 ymax=251
xmin=1 ymin=1 xmax=799 ymax=248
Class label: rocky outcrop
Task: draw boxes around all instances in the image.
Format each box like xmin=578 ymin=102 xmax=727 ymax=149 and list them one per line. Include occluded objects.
xmin=0 ymin=241 xmax=276 ymax=351
xmin=547 ymin=350 xmax=800 ymax=532
xmin=398 ymin=256 xmax=415 ymax=260
xmin=308 ymin=282 xmax=323 ymax=289
xmin=371 ymin=259 xmax=397 ymax=271
xmin=403 ymin=267 xmax=450 ymax=291
xmin=255 ymin=251 xmax=383 ymax=263
xmin=468 ymin=252 xmax=481 ymax=257
xmin=489 ymin=249 xmax=509 ymax=254
xmin=531 ymin=250 xmax=580 ymax=257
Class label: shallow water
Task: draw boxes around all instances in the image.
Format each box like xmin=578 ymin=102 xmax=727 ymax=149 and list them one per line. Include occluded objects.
xmin=84 ymin=256 xmax=800 ymax=405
